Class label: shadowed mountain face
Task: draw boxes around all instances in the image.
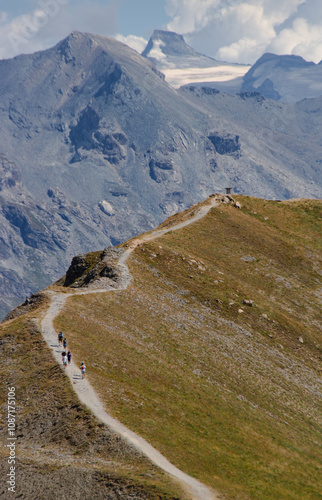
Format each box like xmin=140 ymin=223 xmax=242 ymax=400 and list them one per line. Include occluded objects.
xmin=0 ymin=31 xmax=321 ymax=318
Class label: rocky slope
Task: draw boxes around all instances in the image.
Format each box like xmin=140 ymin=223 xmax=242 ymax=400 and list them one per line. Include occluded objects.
xmin=0 ymin=31 xmax=322 ymax=319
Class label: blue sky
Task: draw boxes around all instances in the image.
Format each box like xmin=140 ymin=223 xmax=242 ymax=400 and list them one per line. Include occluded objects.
xmin=118 ymin=0 xmax=170 ymax=37
xmin=1 ymin=0 xmax=322 ymax=64
xmin=4 ymin=0 xmax=170 ymax=36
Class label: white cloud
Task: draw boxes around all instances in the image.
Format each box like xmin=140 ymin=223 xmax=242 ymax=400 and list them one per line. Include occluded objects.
xmin=165 ymin=0 xmax=218 ymax=33
xmin=0 ymin=1 xmax=117 ymax=60
xmin=217 ymin=37 xmax=264 ymax=63
xmin=268 ymin=17 xmax=322 ymax=62
xmin=146 ymin=38 xmax=167 ymax=60
xmin=164 ymin=0 xmax=322 ymax=64
xmin=115 ymin=34 xmax=147 ymax=54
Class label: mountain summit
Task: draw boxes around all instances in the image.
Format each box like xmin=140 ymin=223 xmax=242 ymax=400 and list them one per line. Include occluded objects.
xmin=241 ymin=52 xmax=322 ymax=102
xmin=141 ymin=29 xmax=250 ymax=87
xmin=142 ymin=29 xmax=219 ymax=68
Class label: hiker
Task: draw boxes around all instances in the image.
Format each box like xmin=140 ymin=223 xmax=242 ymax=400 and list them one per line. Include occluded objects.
xmin=63 ymin=338 xmax=67 ymax=349
xmin=67 ymin=351 xmax=71 ymax=364
xmin=58 ymin=331 xmax=63 ymax=345
xmin=80 ymin=362 xmax=86 ymax=379
xmin=62 ymin=351 xmax=67 ymax=368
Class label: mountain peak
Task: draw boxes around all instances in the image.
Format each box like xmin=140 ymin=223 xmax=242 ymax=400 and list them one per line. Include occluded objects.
xmin=150 ymin=29 xmax=185 ymax=42
xmin=54 ymin=30 xmax=150 ymax=65
xmin=240 ymin=52 xmax=320 ymax=102
xmin=142 ymin=30 xmax=194 ymax=58
xmin=250 ymin=52 xmax=316 ymax=71
xmin=142 ymin=29 xmax=219 ymax=69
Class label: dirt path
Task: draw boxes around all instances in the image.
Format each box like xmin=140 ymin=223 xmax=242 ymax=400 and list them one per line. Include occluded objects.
xmin=40 ymin=197 xmax=220 ymax=500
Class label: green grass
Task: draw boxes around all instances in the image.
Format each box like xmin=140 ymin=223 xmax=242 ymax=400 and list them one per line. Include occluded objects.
xmin=0 ymin=312 xmax=187 ymax=499
xmin=54 ymin=196 xmax=322 ymax=499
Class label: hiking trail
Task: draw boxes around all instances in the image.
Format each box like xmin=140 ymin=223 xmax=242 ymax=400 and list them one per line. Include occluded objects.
xmin=40 ymin=197 xmax=220 ymax=500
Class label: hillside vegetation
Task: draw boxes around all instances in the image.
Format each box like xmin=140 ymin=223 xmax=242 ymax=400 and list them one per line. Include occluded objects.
xmin=53 ymin=196 xmax=322 ymax=499
xmin=0 ymin=308 xmax=187 ymax=499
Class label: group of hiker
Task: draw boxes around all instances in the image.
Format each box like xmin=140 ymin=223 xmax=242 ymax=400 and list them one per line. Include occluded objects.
xmin=58 ymin=331 xmax=86 ymax=379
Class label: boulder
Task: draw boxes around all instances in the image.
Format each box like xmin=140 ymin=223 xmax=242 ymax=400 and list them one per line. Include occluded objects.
xmin=98 ymin=201 xmax=115 ymax=216
xmin=242 ymin=299 xmax=254 ymax=306
xmin=241 ymin=256 xmax=256 ymax=262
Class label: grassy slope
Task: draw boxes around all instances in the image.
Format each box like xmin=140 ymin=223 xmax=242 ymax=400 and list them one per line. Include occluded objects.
xmin=0 ymin=306 xmax=186 ymax=499
xmin=52 ymin=196 xmax=321 ymax=499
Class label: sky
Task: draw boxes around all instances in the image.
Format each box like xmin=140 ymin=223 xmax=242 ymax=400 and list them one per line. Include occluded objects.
xmin=0 ymin=0 xmax=322 ymax=64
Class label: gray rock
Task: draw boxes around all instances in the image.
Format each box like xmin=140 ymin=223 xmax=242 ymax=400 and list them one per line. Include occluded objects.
xmin=208 ymin=134 xmax=240 ymax=157
xmin=0 ymin=31 xmax=321 ymax=318
xmin=241 ymin=256 xmax=256 ymax=262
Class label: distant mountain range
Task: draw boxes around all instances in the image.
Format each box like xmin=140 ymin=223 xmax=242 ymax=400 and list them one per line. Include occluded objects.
xmin=142 ymin=30 xmax=250 ymax=89
xmin=142 ymin=30 xmax=322 ymax=102
xmin=0 ymin=31 xmax=321 ymax=318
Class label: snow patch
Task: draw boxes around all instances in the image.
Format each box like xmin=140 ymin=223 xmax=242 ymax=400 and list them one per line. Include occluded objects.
xmin=163 ymin=65 xmax=251 ymax=88
xmin=148 ymin=39 xmax=167 ymax=62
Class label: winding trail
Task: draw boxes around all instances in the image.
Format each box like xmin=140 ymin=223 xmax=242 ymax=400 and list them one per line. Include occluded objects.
xmin=40 ymin=197 xmax=220 ymax=500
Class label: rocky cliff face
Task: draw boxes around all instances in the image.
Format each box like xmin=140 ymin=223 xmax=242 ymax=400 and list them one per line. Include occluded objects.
xmin=0 ymin=31 xmax=321 ymax=318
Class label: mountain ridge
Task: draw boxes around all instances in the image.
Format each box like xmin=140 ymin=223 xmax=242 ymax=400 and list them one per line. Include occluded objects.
xmin=2 ymin=194 xmax=321 ymax=499
xmin=52 ymin=193 xmax=322 ymax=499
